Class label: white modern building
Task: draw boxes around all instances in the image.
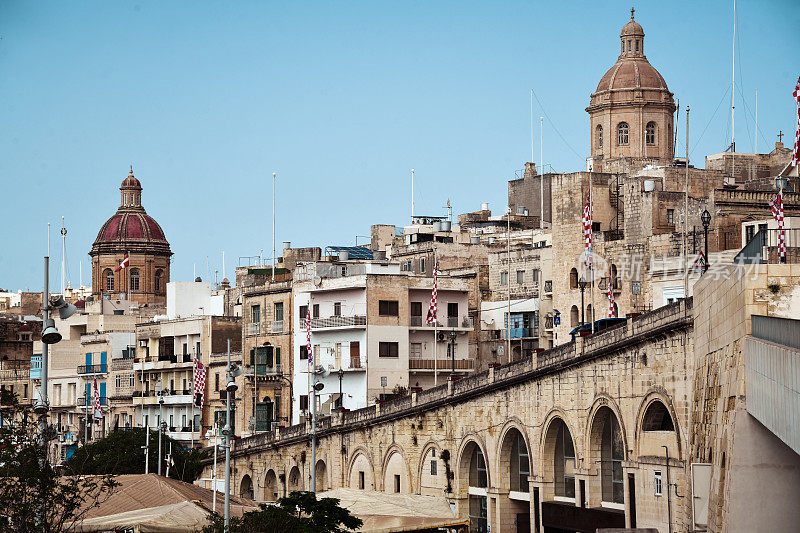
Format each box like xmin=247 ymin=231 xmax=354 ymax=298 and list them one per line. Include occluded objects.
xmin=291 ymin=261 xmax=472 ymax=425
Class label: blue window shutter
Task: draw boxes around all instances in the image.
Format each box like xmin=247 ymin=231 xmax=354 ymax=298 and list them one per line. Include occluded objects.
xmin=85 ymin=383 xmax=90 ymax=403
xmin=86 ymin=353 xmax=92 ymax=366
xmin=100 ymin=382 xmax=106 ymax=397
xmin=100 ymin=352 xmax=107 ymax=365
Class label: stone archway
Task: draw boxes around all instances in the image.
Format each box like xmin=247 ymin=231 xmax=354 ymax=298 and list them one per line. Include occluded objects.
xmin=239 ymin=474 xmax=254 ymax=500
xmin=288 ymin=465 xmax=303 ymax=492
xmin=496 ymin=424 xmax=532 ymax=531
xmin=348 ymin=451 xmax=375 ymax=490
xmin=457 ymin=438 xmax=490 ymax=532
xmin=382 ymin=449 xmax=410 ymax=494
xmin=264 ymin=469 xmax=278 ymax=501
xmin=315 ymin=459 xmax=327 ymax=492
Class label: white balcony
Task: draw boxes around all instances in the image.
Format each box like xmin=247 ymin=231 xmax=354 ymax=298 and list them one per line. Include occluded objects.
xmin=246 ymin=322 xmax=260 ymax=336
xmin=310 ymin=315 xmax=367 ymax=330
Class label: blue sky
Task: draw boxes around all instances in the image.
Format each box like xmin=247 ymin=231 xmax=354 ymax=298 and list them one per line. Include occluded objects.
xmin=1 ymin=1 xmax=798 ymax=291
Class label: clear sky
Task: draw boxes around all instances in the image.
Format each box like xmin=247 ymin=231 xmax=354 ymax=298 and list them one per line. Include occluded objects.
xmin=1 ymin=1 xmax=798 ymax=291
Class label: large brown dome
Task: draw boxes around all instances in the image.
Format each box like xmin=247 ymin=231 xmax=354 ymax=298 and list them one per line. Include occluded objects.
xmin=595 ymin=59 xmax=669 ymax=93
xmin=89 ymin=169 xmax=172 ymax=257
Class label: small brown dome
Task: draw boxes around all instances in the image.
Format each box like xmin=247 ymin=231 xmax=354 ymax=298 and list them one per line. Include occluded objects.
xmin=621 ymin=8 xmax=644 ymax=36
xmin=595 ymin=58 xmax=669 ymax=93
xmin=121 ymin=168 xmax=141 ymax=189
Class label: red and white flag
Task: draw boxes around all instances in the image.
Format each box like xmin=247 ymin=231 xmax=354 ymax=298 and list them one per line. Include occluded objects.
xmin=114 ymin=253 xmax=130 ymax=272
xmin=607 ymin=264 xmax=616 ymax=318
xmin=305 ymin=309 xmax=313 ymax=366
xmin=769 ymin=189 xmax=786 ymax=264
xmin=193 ymin=357 xmax=206 ymax=408
xmin=792 ymin=76 xmax=800 ymax=167
xmin=582 ymin=192 xmax=593 ymax=267
xmin=426 ymin=266 xmax=438 ymax=325
xmin=93 ymin=378 xmax=103 ymax=419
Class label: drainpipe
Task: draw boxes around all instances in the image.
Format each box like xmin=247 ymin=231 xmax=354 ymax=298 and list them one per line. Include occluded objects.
xmin=662 ymin=445 xmax=672 ymax=533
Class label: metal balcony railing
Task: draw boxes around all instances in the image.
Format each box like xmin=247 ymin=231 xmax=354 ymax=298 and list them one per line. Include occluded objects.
xmin=77 ymin=364 xmax=108 ymax=374
xmin=310 ymin=315 xmax=366 ymax=329
xmin=269 ymin=320 xmax=284 ymax=333
xmin=77 ymin=396 xmax=107 ymax=406
xmin=503 ymin=327 xmax=532 ymax=339
xmin=246 ymin=364 xmax=283 ymax=377
xmin=410 ymin=316 xmax=423 ymax=326
xmin=735 ymin=228 xmax=800 ymax=264
xmin=246 ymin=322 xmax=261 ymax=336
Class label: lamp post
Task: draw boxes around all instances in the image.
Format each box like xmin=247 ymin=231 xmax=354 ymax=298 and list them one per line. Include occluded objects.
xmin=157 ymin=383 xmax=164 ymax=476
xmin=701 ymin=209 xmax=711 ymax=273
xmin=449 ymin=330 xmax=457 ymax=380
xmin=577 ymin=276 xmax=587 ymax=326
xmin=337 ymin=368 xmax=344 ymax=411
xmin=223 ymin=340 xmax=243 ymax=530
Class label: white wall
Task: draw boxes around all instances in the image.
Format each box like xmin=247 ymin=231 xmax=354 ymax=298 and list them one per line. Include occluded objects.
xmin=167 ymin=282 xmax=220 ymax=319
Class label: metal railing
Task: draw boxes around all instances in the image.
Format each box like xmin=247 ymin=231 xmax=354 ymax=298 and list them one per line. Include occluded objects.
xmin=503 ymin=327 xmax=532 ymax=339
xmin=246 ymin=364 xmax=283 ymax=376
xmin=410 ymin=316 xmax=473 ymax=328
xmin=77 ymin=364 xmax=108 ymax=374
xmin=270 ymin=320 xmax=284 ymax=333
xmin=735 ymin=228 xmax=800 ymax=264
xmin=246 ymin=322 xmax=261 ymax=336
xmin=77 ymin=396 xmax=107 ymax=406
xmin=310 ymin=315 xmax=366 ymax=329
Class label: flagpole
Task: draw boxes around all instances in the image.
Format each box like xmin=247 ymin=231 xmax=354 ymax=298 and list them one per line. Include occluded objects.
xmin=590 ymin=178 xmax=595 ymax=334
xmin=433 ymin=251 xmax=438 ymax=387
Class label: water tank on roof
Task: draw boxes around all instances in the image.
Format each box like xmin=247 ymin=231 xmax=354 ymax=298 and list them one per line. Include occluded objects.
xmin=433 ymin=221 xmax=442 ymax=232
xmin=644 ymin=180 xmax=656 ymax=192
xmin=481 ymin=202 xmax=489 ymax=211
xmin=441 ymin=221 xmax=451 ymax=232
xmin=338 ymin=251 xmax=349 ymax=261
xmin=470 ymin=236 xmax=480 ymax=244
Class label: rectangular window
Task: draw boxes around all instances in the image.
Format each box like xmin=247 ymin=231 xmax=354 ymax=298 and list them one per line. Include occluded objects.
xmin=394 ymin=474 xmax=401 ymax=493
xmin=251 ymin=305 xmax=260 ymax=324
xmin=745 ymin=225 xmax=755 ymax=244
xmin=359 ymin=471 xmax=365 ymax=490
xmin=274 ymin=302 xmax=284 ymax=322
xmin=654 ymin=470 xmax=662 ymax=496
xmin=299 ymin=305 xmax=308 ymax=320
xmin=532 ymin=269 xmax=540 ymax=283
xmin=379 ymin=342 xmax=399 ymax=358
xmin=410 ymin=343 xmax=422 ymax=359
xmin=300 ymin=345 xmax=309 ymax=360
xmin=667 ymin=209 xmax=675 ymax=225
xmin=333 ymin=302 xmax=342 ymax=316
xmin=313 ymin=304 xmax=320 ymax=318
xmin=215 ymin=373 xmax=220 ymax=391
xmin=430 ymin=460 xmax=437 ymax=476
xmin=129 ymin=375 xmax=134 ymax=387
xmin=379 ymin=300 xmax=399 ymax=316
xmin=335 ymin=343 xmax=342 ymax=368
xmin=516 ymin=270 xmax=525 ymax=284
xmin=420 ymin=258 xmax=426 ymax=273
xmin=447 ymin=302 xmax=458 ymax=317
xmin=299 ymin=395 xmax=309 ymax=411
xmin=500 ymin=271 xmax=508 ymax=286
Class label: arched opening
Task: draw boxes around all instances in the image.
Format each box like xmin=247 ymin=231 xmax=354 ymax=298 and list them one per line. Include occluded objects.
xmin=569 ymin=268 xmax=578 ymax=289
xmin=155 ymin=269 xmax=163 ymax=292
xmin=497 ymin=428 xmax=530 ymax=530
xmin=459 ymin=442 xmax=489 ymax=532
xmin=590 ymin=406 xmax=625 ymax=505
xmin=288 ymin=465 xmax=303 ymax=492
xmin=104 ymin=269 xmax=114 ymax=292
xmin=129 ymin=268 xmax=140 ymax=292
xmin=646 ymin=121 xmax=656 ymax=145
xmin=617 ymin=122 xmax=629 ymax=146
xmin=642 ymin=401 xmax=674 ymax=431
xmin=239 ymin=474 xmax=254 ymax=500
xmin=418 ymin=446 xmax=445 ymax=496
xmin=315 ymin=460 xmax=327 ymax=492
xmin=383 ymin=451 xmax=410 ymax=494
xmin=542 ymin=418 xmax=576 ymax=501
xmin=349 ymin=453 xmax=374 ymax=490
xmin=264 ymin=469 xmax=278 ymax=501
xmin=586 ymin=304 xmax=594 ymax=325
xmin=596 ymin=124 xmax=603 ymax=149
xmin=570 ymin=305 xmax=579 ymax=328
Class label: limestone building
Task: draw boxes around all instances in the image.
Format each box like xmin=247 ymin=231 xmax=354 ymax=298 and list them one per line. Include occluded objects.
xmin=90 ymin=169 xmax=172 ymax=305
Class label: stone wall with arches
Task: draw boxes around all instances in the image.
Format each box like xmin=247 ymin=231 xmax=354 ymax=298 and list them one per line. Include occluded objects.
xmin=211 ymin=300 xmax=694 ymax=532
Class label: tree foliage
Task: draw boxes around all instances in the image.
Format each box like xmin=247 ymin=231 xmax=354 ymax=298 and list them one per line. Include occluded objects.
xmin=203 ymin=491 xmax=363 ymax=533
xmin=66 ymin=427 xmax=208 ymax=483
xmin=0 ymin=391 xmax=117 ymax=532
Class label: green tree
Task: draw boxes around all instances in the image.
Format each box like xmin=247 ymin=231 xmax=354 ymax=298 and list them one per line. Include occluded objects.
xmin=66 ymin=427 xmax=209 ymax=482
xmin=203 ymin=491 xmax=363 ymax=533
xmin=0 ymin=391 xmax=117 ymax=532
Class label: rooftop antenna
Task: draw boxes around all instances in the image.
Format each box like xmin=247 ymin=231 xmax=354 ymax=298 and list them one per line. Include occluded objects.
xmin=272 ymin=172 xmax=276 ymax=282
xmin=411 ymin=169 xmax=415 ymax=222
xmin=754 ymin=89 xmax=758 ymax=153
xmin=222 ymin=250 xmax=226 ymax=280
xmin=530 ymin=89 xmax=534 ymax=163
xmin=540 ymin=116 xmax=544 ymax=229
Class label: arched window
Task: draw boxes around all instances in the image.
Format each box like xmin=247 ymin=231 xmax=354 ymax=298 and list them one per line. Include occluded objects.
xmin=617 ymin=122 xmax=629 ymax=146
xmin=509 ymin=432 xmax=529 ymax=492
xmin=554 ymin=421 xmax=576 ymax=498
xmin=600 ymin=411 xmax=624 ymax=503
xmin=129 ymin=268 xmax=140 ymax=291
xmin=104 ymin=269 xmax=114 ymax=292
xmin=596 ymin=125 xmax=603 ymax=149
xmin=642 ymin=401 xmax=675 ymax=431
xmin=646 ymin=121 xmax=656 ymax=145
xmin=569 ymin=268 xmax=578 ymax=289
xmin=467 ymin=444 xmax=488 ymax=532
xmin=155 ymin=269 xmax=163 ymax=292
xmin=586 ymin=304 xmax=593 ymax=324
xmin=469 ymin=446 xmax=487 ymax=488
xmin=570 ymin=305 xmax=579 ymax=327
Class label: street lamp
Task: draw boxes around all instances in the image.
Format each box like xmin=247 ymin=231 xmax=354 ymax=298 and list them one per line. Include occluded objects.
xmin=448 ymin=330 xmax=457 ymax=380
xmin=223 ymin=341 xmax=242 ymax=531
xmin=205 ymin=425 xmax=219 ymax=514
xmin=701 ymin=209 xmax=711 ymax=273
xmin=577 ymin=276 xmax=587 ymax=326
xmin=337 ymin=368 xmax=344 ymax=411
xmin=157 ymin=384 xmax=165 ymax=476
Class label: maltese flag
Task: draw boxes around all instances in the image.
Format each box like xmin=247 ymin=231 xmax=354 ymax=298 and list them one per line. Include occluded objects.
xmin=114 ymin=253 xmax=130 ymax=272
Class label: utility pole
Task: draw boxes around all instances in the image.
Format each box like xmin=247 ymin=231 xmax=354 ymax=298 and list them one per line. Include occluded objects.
xmin=143 ymin=426 xmax=149 ymax=474
xmin=311 ymin=366 xmax=318 ymax=494
xmin=506 ymin=206 xmax=511 ymax=363
xmin=272 ymin=172 xmax=276 ymax=282
xmin=683 ymin=107 xmax=690 ymax=303
xmin=36 ymin=255 xmax=51 ymax=529
xmin=158 ymin=384 xmax=164 ymax=476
